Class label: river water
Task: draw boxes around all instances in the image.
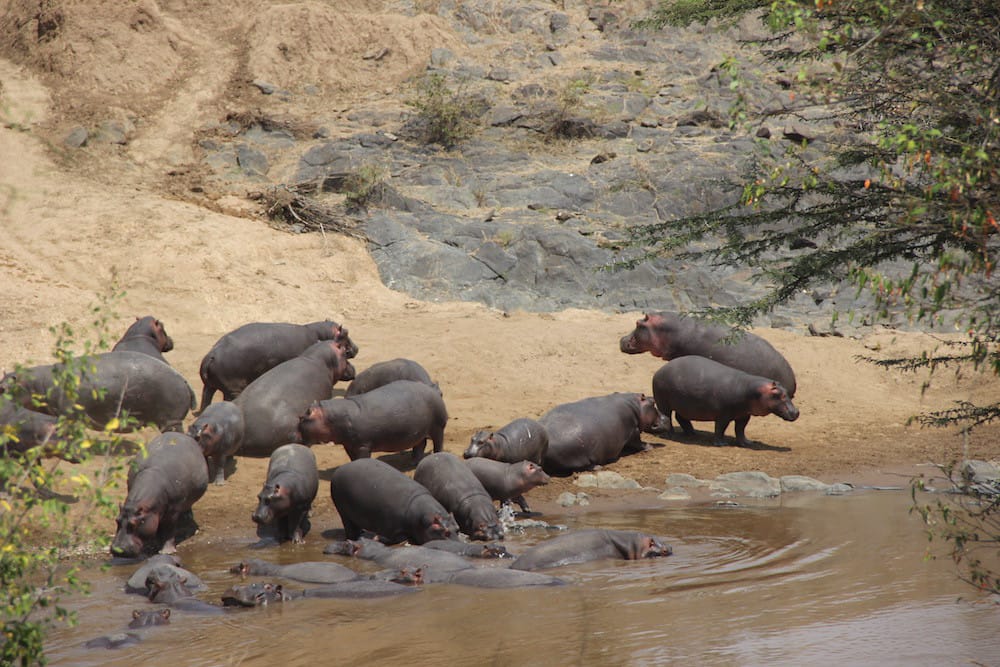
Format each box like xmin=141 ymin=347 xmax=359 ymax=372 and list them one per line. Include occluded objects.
xmin=44 ymin=490 xmax=1000 ymax=666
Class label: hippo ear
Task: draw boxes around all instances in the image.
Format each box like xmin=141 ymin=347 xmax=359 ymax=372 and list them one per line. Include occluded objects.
xmin=132 ymin=610 xmax=141 ymax=620
xmin=160 ymin=609 xmax=170 ymax=620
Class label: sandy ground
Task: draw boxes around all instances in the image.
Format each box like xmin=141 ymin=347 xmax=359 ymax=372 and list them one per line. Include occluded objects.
xmin=1 ymin=2 xmax=998 ymax=542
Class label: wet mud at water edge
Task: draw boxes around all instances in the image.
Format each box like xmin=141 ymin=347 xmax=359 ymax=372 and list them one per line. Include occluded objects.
xmin=45 ymin=491 xmax=1000 ymax=667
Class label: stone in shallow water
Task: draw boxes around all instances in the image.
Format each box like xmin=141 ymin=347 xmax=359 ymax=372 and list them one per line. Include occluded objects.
xmin=712 ymin=471 xmax=781 ymax=498
xmin=658 ymin=487 xmax=691 ymax=501
xmin=780 ymin=475 xmax=831 ymax=493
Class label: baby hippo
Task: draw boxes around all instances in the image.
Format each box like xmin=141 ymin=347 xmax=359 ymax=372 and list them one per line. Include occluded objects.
xmin=414 ymin=452 xmax=503 ymax=542
xmin=652 ymin=355 xmax=799 ymax=447
xmin=465 ymin=458 xmax=550 ymax=514
xmin=187 ymin=401 xmax=244 ymax=485
xmin=463 ymin=417 xmax=548 ymax=465
xmin=252 ymin=444 xmax=319 ymax=544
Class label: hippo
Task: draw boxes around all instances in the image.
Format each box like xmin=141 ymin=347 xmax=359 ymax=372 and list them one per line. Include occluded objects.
xmin=391 ymin=567 xmax=566 ymax=589
xmin=111 ymin=433 xmax=209 ymax=558
xmin=234 ymin=341 xmax=355 ymax=457
xmin=187 ymin=401 xmax=244 ymax=485
xmin=145 ymin=568 xmax=224 ymax=614
xmin=251 ymin=444 xmax=319 ymax=544
xmin=345 ymin=358 xmax=439 ymax=397
xmin=298 ymin=380 xmax=448 ymax=461
xmin=510 ymin=529 xmax=673 ymax=571
xmin=1 ymin=351 xmax=196 ymax=432
xmin=221 ymin=580 xmax=415 ymax=606
xmin=324 ymin=537 xmax=474 ymax=573
xmin=229 ymin=559 xmax=360 ymax=585
xmin=125 ymin=555 xmax=205 ymax=596
xmin=111 ymin=316 xmax=174 ymax=362
xmin=329 ymin=458 xmax=459 ymax=545
xmin=465 ymin=457 xmax=550 ymax=514
xmin=414 ymin=452 xmax=503 ymax=542
xmin=422 ymin=540 xmax=512 ymax=559
xmin=197 ymin=320 xmax=358 ymax=413
xmin=463 ymin=417 xmax=548 ymax=465
xmin=652 ymin=355 xmax=800 ymax=447
xmin=128 ymin=608 xmax=171 ymax=629
xmin=539 ymin=393 xmax=663 ymax=475
xmin=0 ymin=398 xmax=65 ymax=458
xmin=619 ymin=311 xmax=797 ymax=397
xmin=84 ymin=632 xmax=143 ymax=650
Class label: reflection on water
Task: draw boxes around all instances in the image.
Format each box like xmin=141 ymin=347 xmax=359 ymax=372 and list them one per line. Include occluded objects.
xmin=45 ymin=491 xmax=1000 ymax=666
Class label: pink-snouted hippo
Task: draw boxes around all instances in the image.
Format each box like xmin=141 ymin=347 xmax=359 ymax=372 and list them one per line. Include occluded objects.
xmin=652 ymin=355 xmax=799 ymax=447
xmin=197 ymin=320 xmax=358 ymax=413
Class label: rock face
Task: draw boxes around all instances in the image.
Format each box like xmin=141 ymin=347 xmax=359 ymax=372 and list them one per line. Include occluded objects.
xmin=5 ymin=1 xmax=935 ymax=334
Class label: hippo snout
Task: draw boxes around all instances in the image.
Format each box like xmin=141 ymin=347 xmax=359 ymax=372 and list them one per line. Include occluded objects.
xmin=780 ymin=402 xmax=800 ymax=422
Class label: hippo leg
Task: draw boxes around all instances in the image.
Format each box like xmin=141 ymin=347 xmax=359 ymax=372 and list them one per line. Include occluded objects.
xmin=341 ymin=515 xmax=363 ymax=541
xmin=288 ymin=509 xmax=310 ymax=544
xmin=733 ymin=416 xmax=753 ymax=447
xmin=713 ymin=419 xmax=733 ymax=447
xmin=410 ymin=440 xmax=427 ymax=462
xmin=675 ymin=415 xmax=695 ymax=436
xmin=512 ymin=495 xmax=531 ymax=513
xmin=430 ymin=425 xmax=444 ymax=454
xmin=198 ymin=385 xmax=216 ymax=416
xmin=210 ymin=456 xmax=226 ymax=486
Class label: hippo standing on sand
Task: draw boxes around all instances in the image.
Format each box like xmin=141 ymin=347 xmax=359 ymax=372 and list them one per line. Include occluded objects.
xmin=414 ymin=452 xmax=503 ymax=542
xmin=111 ymin=316 xmax=174 ymax=363
xmin=510 ymin=529 xmax=672 ymax=571
xmin=463 ymin=417 xmax=548 ymax=465
xmin=187 ymin=401 xmax=244 ymax=485
xmin=297 ymin=380 xmax=447 ymax=461
xmin=619 ymin=311 xmax=797 ymax=397
xmin=251 ymin=444 xmax=319 ymax=544
xmin=465 ymin=458 xmax=550 ymax=513
xmin=1 ymin=352 xmax=196 ymax=432
xmin=652 ymin=355 xmax=799 ymax=447
xmin=111 ymin=433 xmax=208 ymax=558
xmin=197 ymin=320 xmax=358 ymax=413
xmin=234 ymin=341 xmax=354 ymax=457
xmin=345 ymin=358 xmax=439 ymax=397
xmin=330 ymin=458 xmax=459 ymax=545
xmin=539 ymin=393 xmax=663 ymax=475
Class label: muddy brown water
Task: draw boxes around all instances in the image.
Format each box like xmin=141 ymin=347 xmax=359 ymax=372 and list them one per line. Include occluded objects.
xmin=44 ymin=490 xmax=1000 ymax=666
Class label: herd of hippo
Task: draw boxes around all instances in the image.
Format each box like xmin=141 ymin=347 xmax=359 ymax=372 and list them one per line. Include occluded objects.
xmin=1 ymin=311 xmax=799 ymax=641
